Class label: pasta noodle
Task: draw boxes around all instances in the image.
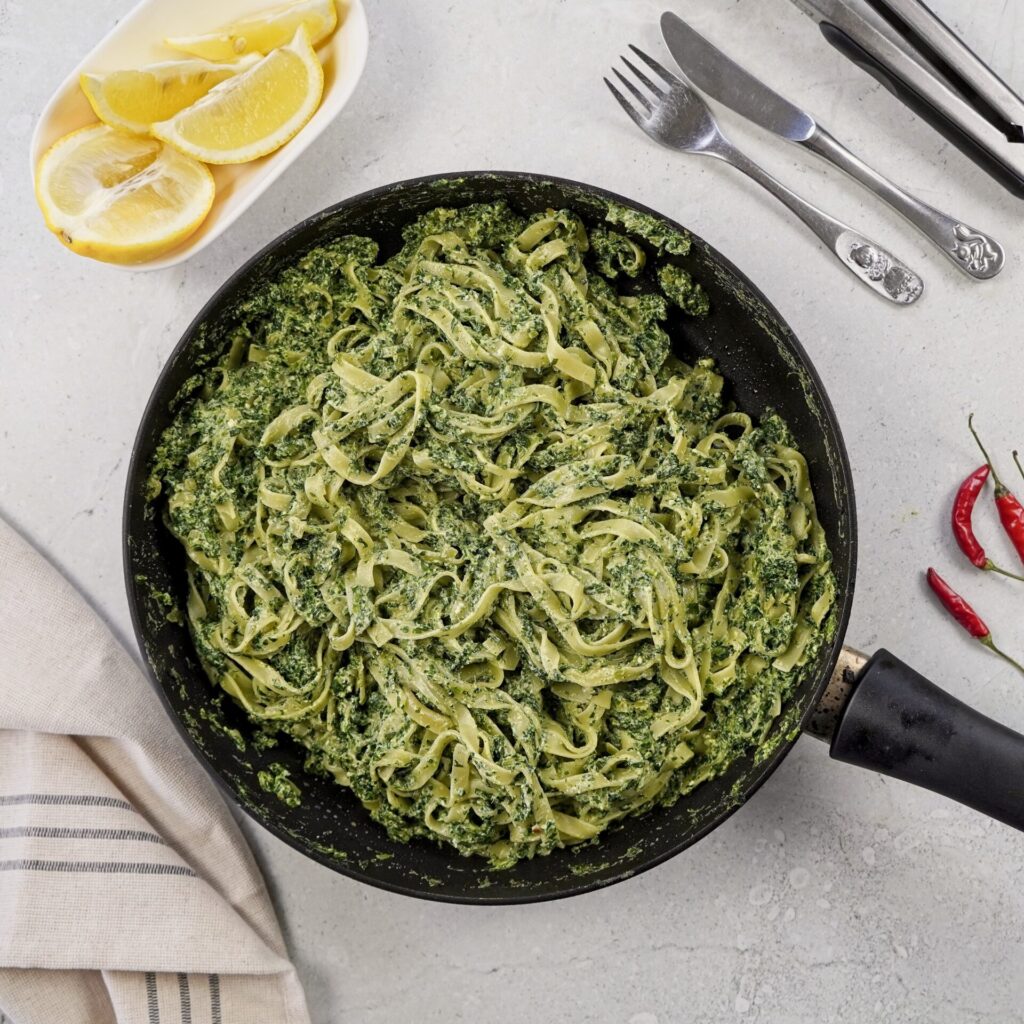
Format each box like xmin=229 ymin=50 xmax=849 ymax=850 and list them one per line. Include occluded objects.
xmin=152 ymin=201 xmax=835 ymax=866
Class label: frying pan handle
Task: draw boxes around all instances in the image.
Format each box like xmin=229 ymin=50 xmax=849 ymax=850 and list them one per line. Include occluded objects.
xmin=830 ymin=648 xmax=1024 ymax=830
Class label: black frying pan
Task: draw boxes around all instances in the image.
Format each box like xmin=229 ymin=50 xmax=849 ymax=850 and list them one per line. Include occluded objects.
xmin=123 ymin=171 xmax=1024 ymax=905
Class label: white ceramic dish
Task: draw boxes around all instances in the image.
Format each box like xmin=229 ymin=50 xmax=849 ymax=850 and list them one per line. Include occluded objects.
xmin=30 ymin=0 xmax=369 ymax=271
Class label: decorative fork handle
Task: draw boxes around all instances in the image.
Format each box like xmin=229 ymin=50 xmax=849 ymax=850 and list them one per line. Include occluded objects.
xmin=708 ymin=140 xmax=924 ymax=304
xmin=803 ymin=127 xmax=1004 ymax=280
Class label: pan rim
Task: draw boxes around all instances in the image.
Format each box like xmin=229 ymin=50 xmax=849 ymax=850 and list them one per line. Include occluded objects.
xmin=123 ymin=168 xmax=858 ymax=904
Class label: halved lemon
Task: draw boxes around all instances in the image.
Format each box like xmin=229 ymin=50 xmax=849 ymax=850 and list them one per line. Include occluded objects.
xmin=165 ymin=0 xmax=337 ymax=60
xmin=35 ymin=124 xmax=215 ymax=264
xmin=152 ymin=26 xmax=324 ymax=165
xmin=80 ymin=56 xmax=259 ymax=135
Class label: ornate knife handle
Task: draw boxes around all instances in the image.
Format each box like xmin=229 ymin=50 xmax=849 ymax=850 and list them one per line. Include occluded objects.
xmin=804 ymin=127 xmax=1004 ymax=280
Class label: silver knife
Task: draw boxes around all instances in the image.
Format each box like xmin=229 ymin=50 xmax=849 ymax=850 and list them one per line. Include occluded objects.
xmin=660 ymin=10 xmax=1004 ymax=280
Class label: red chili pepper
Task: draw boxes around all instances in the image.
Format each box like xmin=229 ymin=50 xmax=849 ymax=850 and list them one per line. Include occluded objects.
xmin=969 ymin=415 xmax=1024 ymax=568
xmin=952 ymin=464 xmax=1024 ymax=580
xmin=926 ymin=568 xmax=1024 ymax=677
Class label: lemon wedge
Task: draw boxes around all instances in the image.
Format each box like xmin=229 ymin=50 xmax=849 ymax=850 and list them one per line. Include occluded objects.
xmin=152 ymin=26 xmax=324 ymax=165
xmin=165 ymin=0 xmax=337 ymax=60
xmin=35 ymin=124 xmax=215 ymax=264
xmin=80 ymin=56 xmax=259 ymax=134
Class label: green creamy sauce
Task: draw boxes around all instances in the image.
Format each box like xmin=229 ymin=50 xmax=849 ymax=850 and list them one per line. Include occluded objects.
xmin=151 ymin=201 xmax=836 ymax=868
xmin=658 ymin=265 xmax=710 ymax=318
xmin=602 ymin=202 xmax=693 ymax=256
xmin=257 ymin=762 xmax=302 ymax=808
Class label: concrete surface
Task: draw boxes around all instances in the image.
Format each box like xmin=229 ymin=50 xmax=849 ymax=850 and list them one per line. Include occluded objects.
xmin=3 ymin=0 xmax=1024 ymax=1021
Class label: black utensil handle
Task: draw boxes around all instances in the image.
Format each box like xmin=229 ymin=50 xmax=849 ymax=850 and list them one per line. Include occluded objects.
xmin=830 ymin=648 xmax=1024 ymax=830
xmin=818 ymin=22 xmax=1024 ymax=198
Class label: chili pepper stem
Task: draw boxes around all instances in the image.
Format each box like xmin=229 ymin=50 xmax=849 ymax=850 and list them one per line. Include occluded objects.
xmin=968 ymin=414 xmax=1008 ymax=492
xmin=986 ymin=561 xmax=1024 ymax=582
xmin=1014 ymin=450 xmax=1024 ymax=485
xmin=979 ymin=635 xmax=1024 ymax=678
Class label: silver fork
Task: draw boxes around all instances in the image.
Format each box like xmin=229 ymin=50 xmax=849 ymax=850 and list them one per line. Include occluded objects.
xmin=605 ymin=46 xmax=924 ymax=305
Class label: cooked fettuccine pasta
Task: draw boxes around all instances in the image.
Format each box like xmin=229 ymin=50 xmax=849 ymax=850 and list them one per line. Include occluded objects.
xmin=152 ymin=201 xmax=836 ymax=866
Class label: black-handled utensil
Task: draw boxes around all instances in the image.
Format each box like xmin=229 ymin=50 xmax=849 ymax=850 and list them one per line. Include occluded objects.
xmin=792 ymin=0 xmax=1024 ymax=196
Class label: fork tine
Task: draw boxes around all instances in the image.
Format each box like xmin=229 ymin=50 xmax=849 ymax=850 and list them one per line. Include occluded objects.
xmin=628 ymin=45 xmax=681 ymax=88
xmin=612 ymin=68 xmax=653 ymax=114
xmin=620 ymin=56 xmax=666 ymax=101
xmin=604 ymin=78 xmax=649 ymax=131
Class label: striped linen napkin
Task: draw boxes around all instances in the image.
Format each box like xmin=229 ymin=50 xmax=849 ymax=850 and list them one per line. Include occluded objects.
xmin=0 ymin=517 xmax=310 ymax=1024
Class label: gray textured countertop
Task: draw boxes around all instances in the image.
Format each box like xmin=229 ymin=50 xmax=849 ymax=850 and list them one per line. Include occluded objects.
xmin=3 ymin=0 xmax=1024 ymax=1021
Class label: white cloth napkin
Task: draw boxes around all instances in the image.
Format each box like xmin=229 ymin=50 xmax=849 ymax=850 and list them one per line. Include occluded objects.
xmin=0 ymin=517 xmax=311 ymax=1024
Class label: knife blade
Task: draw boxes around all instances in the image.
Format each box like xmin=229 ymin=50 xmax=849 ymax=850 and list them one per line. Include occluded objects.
xmin=660 ymin=11 xmax=816 ymax=141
